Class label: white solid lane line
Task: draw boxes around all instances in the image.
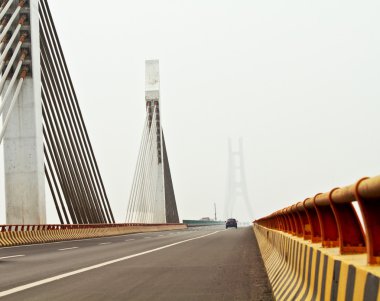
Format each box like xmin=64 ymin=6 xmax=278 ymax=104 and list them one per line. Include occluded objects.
xmin=99 ymin=242 xmax=111 ymax=245
xmin=0 ymin=230 xmax=223 ymax=297
xmin=0 ymin=255 xmax=25 ymax=260
xmin=58 ymin=247 xmax=78 ymax=251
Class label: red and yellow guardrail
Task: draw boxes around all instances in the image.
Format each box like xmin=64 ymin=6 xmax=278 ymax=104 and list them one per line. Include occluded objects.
xmin=254 ymin=175 xmax=380 ymax=301
xmin=0 ymin=223 xmax=187 ymax=247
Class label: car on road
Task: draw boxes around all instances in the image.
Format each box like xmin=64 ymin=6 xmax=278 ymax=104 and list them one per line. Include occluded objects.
xmin=225 ymin=218 xmax=237 ymax=229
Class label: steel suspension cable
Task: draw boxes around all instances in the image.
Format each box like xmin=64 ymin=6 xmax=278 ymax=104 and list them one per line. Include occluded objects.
xmin=42 ymin=117 xmax=79 ymax=224
xmin=147 ymin=112 xmax=160 ymax=222
xmin=0 ymin=53 xmax=25 ymax=115
xmin=126 ymin=115 xmax=150 ymax=222
xmin=140 ymin=108 xmax=159 ymax=222
xmin=42 ymin=56 xmax=104 ymax=224
xmin=44 ymin=145 xmax=70 ymax=224
xmin=40 ymin=17 xmax=96 ymax=224
xmin=44 ymin=163 xmax=64 ymax=224
xmin=0 ymin=36 xmax=27 ymax=94
xmin=0 ymin=69 xmax=27 ymax=144
xmin=41 ymin=59 xmax=96 ymax=224
xmin=42 ymin=93 xmax=86 ymax=224
xmin=39 ymin=17 xmax=106 ymax=224
xmin=40 ymin=34 xmax=105 ymax=223
xmin=131 ymin=117 xmax=152 ymax=222
xmin=0 ymin=0 xmax=14 ymax=22
xmin=137 ymin=114 xmax=156 ymax=222
xmin=0 ymin=16 xmax=7 ymax=34
xmin=0 ymin=0 xmax=24 ymax=42
xmin=39 ymin=0 xmax=114 ymax=223
xmin=0 ymin=15 xmax=26 ymax=66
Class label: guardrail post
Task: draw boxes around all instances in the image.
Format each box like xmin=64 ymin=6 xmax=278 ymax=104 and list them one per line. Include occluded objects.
xmin=275 ymin=215 xmax=282 ymax=230
xmin=312 ymin=193 xmax=339 ymax=247
xmin=283 ymin=207 xmax=296 ymax=235
xmin=355 ymin=177 xmax=380 ymax=264
xmin=274 ymin=212 xmax=283 ymax=231
xmin=281 ymin=209 xmax=292 ymax=234
xmin=303 ymin=198 xmax=321 ymax=243
xmin=329 ymin=187 xmax=366 ymax=254
xmin=290 ymin=205 xmax=303 ymax=237
xmin=296 ymin=202 xmax=311 ymax=240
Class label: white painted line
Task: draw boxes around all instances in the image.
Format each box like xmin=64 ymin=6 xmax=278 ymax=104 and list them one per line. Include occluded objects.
xmin=99 ymin=242 xmax=111 ymax=245
xmin=0 ymin=230 xmax=223 ymax=297
xmin=0 ymin=255 xmax=25 ymax=260
xmin=58 ymin=247 xmax=78 ymax=251
xmin=124 ymin=239 xmax=135 ymax=242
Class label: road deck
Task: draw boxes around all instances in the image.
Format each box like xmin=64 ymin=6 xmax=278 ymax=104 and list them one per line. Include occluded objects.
xmin=0 ymin=226 xmax=273 ymax=300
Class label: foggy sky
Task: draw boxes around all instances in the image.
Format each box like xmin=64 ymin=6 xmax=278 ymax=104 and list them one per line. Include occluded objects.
xmin=1 ymin=0 xmax=380 ymax=223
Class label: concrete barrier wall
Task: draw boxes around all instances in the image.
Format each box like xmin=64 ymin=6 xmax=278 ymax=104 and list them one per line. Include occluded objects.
xmin=0 ymin=224 xmax=187 ymax=247
xmin=254 ymin=224 xmax=380 ymax=301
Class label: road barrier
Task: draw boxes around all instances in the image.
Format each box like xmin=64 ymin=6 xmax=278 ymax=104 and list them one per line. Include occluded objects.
xmin=0 ymin=223 xmax=187 ymax=247
xmin=182 ymin=220 xmax=225 ymax=227
xmin=254 ymin=175 xmax=380 ymax=300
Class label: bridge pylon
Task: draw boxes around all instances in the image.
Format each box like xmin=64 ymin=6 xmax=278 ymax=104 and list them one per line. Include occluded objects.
xmin=225 ymin=138 xmax=253 ymax=220
xmin=126 ymin=60 xmax=179 ymax=224
xmin=1 ymin=0 xmax=45 ymax=224
xmin=0 ymin=0 xmax=114 ymax=224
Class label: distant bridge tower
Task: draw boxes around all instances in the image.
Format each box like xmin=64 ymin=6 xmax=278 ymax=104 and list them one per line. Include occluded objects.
xmin=126 ymin=60 xmax=179 ymax=224
xmin=225 ymin=138 xmax=253 ymax=219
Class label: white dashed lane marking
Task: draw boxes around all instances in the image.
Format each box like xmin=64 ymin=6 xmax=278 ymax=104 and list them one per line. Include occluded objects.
xmin=58 ymin=247 xmax=78 ymax=251
xmin=0 ymin=255 xmax=25 ymax=260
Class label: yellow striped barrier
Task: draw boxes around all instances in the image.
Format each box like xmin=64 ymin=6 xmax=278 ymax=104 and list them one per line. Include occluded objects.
xmin=254 ymin=224 xmax=380 ymax=301
xmin=254 ymin=175 xmax=380 ymax=300
xmin=0 ymin=223 xmax=187 ymax=247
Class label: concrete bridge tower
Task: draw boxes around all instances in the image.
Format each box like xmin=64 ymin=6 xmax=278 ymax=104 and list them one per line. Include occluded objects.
xmin=225 ymin=138 xmax=253 ymax=220
xmin=1 ymin=0 xmax=45 ymax=224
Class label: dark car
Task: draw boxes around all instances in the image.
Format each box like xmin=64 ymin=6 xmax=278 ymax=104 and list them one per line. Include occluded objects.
xmin=226 ymin=218 xmax=237 ymax=229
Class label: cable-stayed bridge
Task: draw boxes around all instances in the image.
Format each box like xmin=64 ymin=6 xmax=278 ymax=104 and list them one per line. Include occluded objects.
xmin=0 ymin=1 xmax=379 ymax=300
xmin=0 ymin=0 xmax=115 ymax=225
xmin=0 ymin=0 xmax=178 ymax=226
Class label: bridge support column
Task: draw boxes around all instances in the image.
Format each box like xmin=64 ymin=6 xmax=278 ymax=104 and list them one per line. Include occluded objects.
xmin=3 ymin=0 xmax=45 ymax=224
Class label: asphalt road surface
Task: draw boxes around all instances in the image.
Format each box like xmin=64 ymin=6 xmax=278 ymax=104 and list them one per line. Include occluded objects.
xmin=0 ymin=226 xmax=273 ymax=301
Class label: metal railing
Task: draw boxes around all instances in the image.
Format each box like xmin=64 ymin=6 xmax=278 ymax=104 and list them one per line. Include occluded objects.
xmin=254 ymin=175 xmax=380 ymax=264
